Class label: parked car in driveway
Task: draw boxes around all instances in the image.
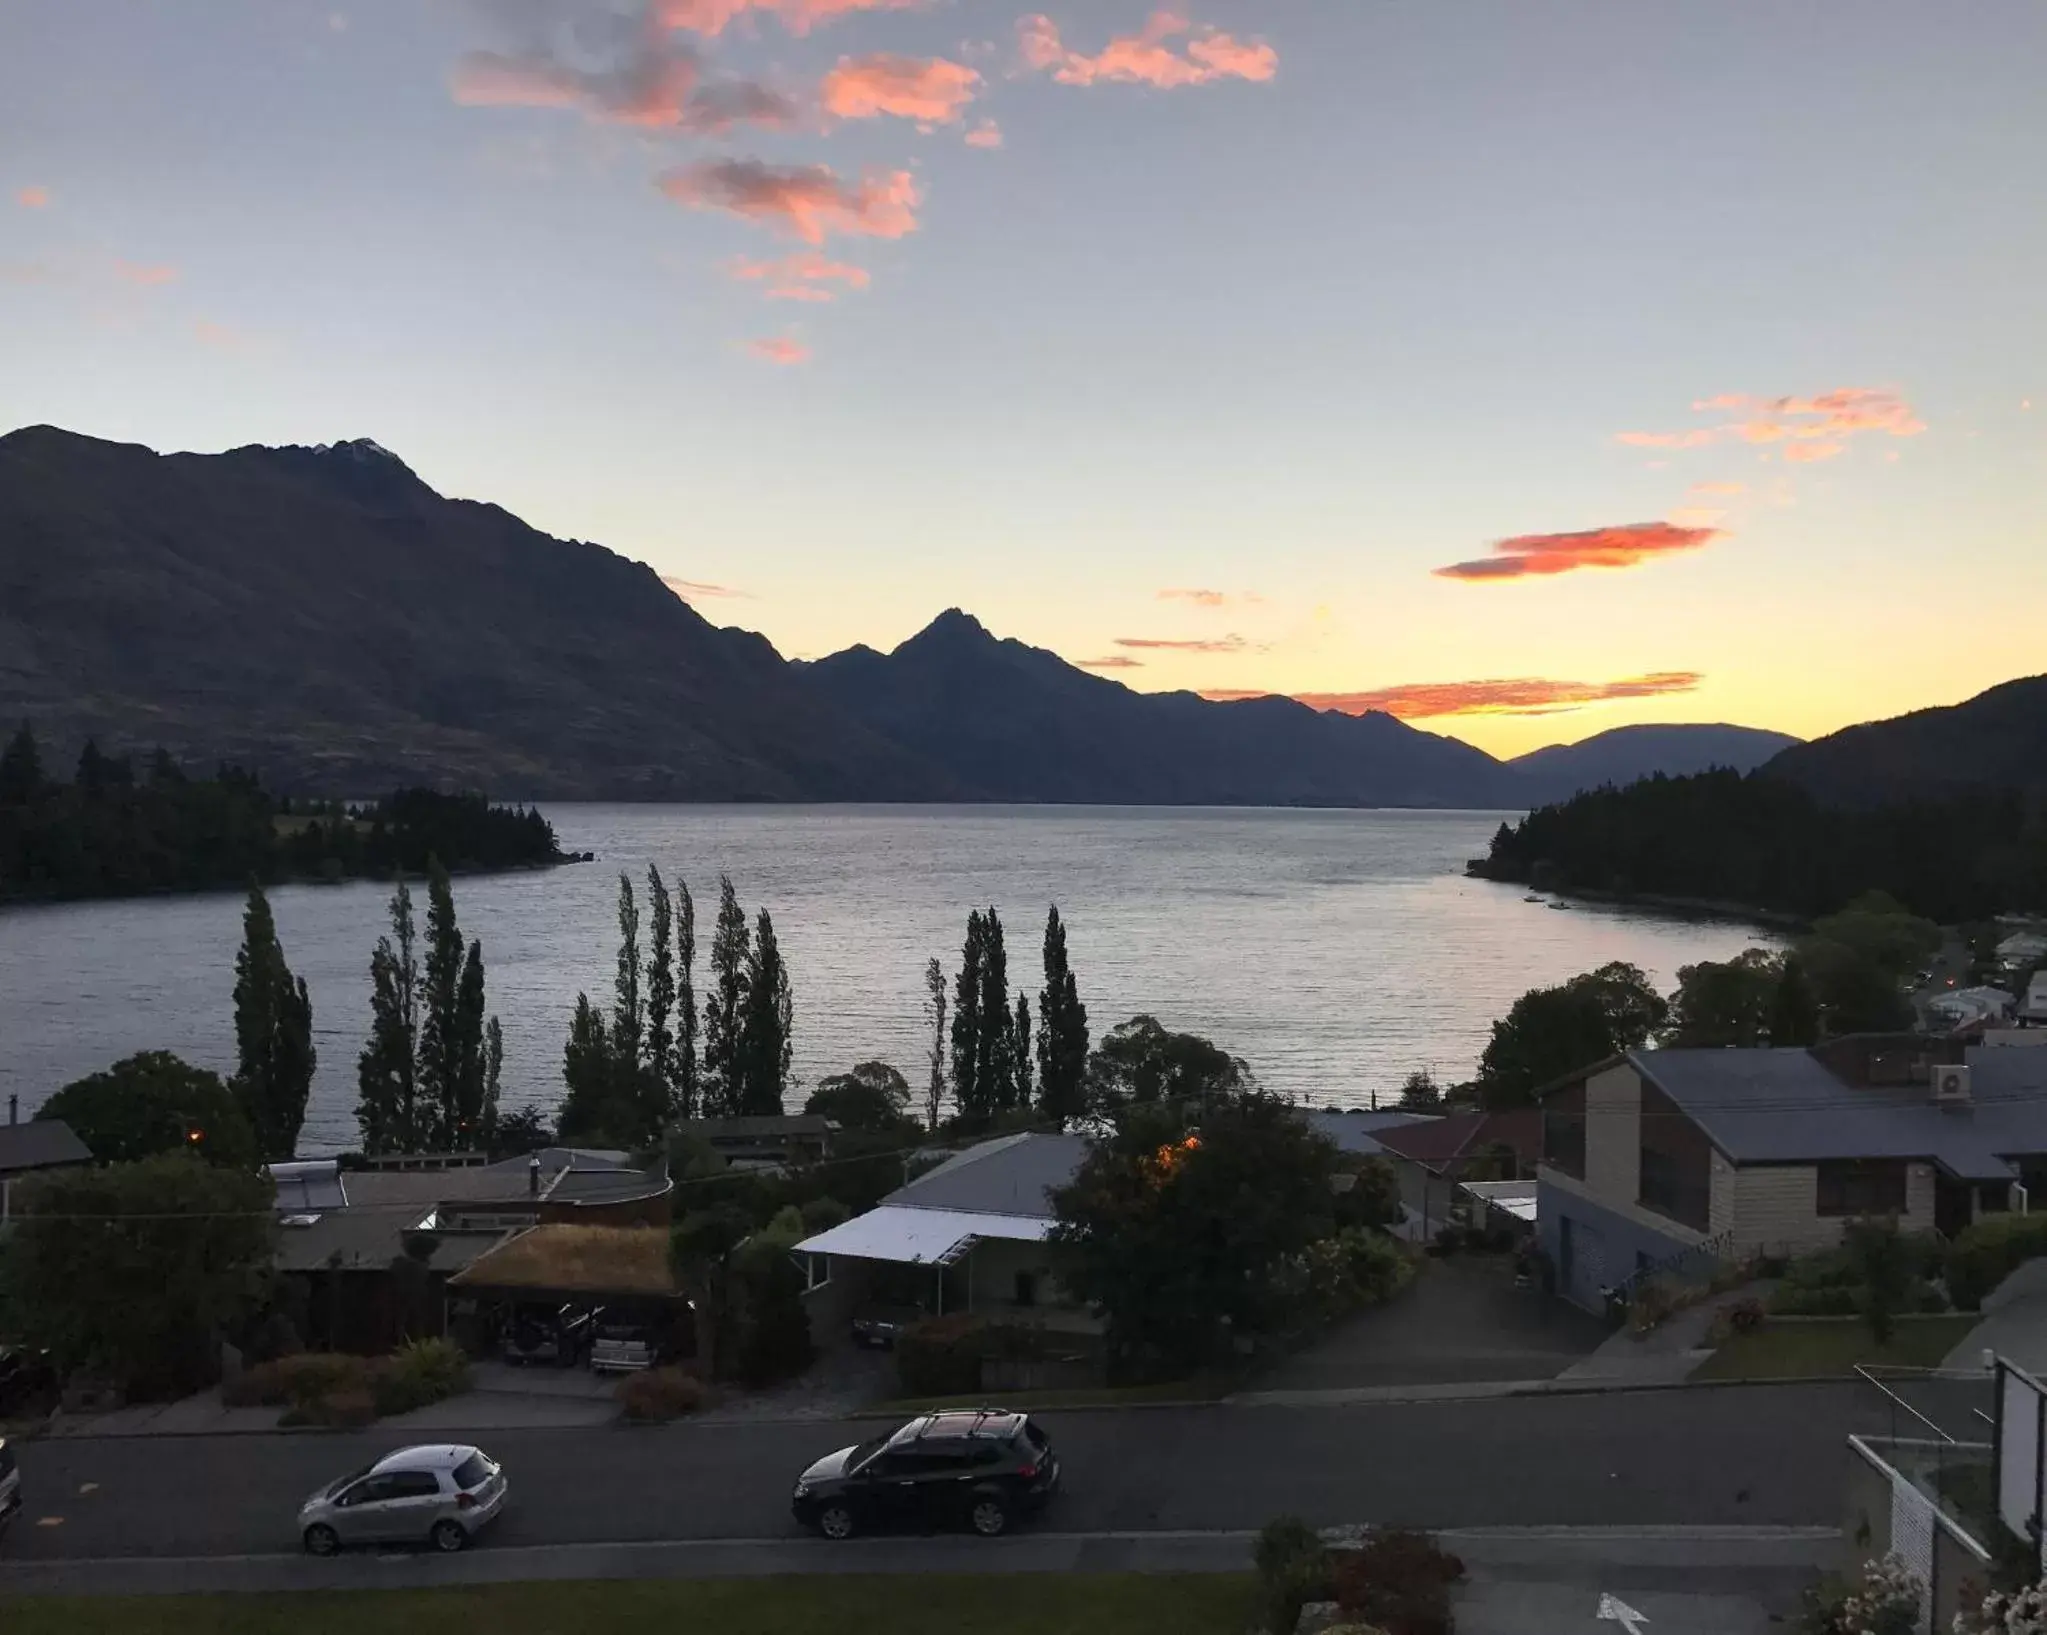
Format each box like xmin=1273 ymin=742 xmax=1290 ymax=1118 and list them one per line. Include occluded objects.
xmin=791 ymin=1409 xmax=1060 ymax=1540
xmin=298 ymin=1444 xmax=507 ymax=1555
xmin=501 ymin=1303 xmax=595 ymax=1367
xmin=850 ymin=1303 xmax=928 ymax=1350
xmin=0 ymin=1436 xmax=21 ymax=1539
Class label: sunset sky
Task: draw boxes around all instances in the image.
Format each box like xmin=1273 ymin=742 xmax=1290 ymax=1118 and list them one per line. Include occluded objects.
xmin=3 ymin=0 xmax=2042 ymax=757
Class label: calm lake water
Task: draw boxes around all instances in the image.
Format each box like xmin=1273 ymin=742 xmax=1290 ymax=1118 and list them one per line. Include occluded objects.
xmin=0 ymin=805 xmax=1780 ymax=1154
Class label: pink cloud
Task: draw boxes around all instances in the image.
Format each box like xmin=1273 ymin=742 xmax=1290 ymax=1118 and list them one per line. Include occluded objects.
xmin=653 ymin=0 xmax=920 ymax=36
xmin=1018 ymin=10 xmax=1277 ymax=89
xmin=1617 ymin=387 xmax=1926 ymax=462
xmin=965 ymin=118 xmax=1003 ymax=148
xmin=660 ymin=159 xmax=919 ymax=244
xmin=1114 ymin=633 xmax=1250 ymax=654
xmin=16 ymin=185 xmax=50 ymax=209
xmin=1434 ymin=521 xmax=1722 ymax=582
xmin=1078 ymin=655 xmax=1144 ymax=670
xmin=112 ymin=260 xmax=178 ymax=286
xmin=822 ymin=53 xmax=980 ymax=123
xmin=727 ymin=250 xmax=872 ymax=302
xmin=661 ymin=575 xmax=749 ymax=599
xmin=1158 ymin=587 xmax=1260 ymax=609
xmin=1201 ymin=672 xmax=1704 ymax=720
xmin=746 ymin=334 xmax=811 ymax=365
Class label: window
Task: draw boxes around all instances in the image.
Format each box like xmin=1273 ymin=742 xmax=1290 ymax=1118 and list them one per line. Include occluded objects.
xmin=1543 ymin=1110 xmax=1586 ymax=1177
xmin=1816 ymin=1160 xmax=1908 ymax=1218
xmin=385 ymin=1471 xmax=443 ymax=1499
xmin=341 ymin=1476 xmax=395 ymax=1507
xmin=453 ymin=1454 xmax=491 ymax=1490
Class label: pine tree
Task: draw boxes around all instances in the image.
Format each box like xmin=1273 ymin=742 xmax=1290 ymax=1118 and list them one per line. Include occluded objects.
xmin=951 ymin=910 xmax=986 ymax=1122
xmin=558 ymin=993 xmax=615 ymax=1143
xmin=451 ymin=940 xmax=489 ymax=1145
xmin=481 ymin=1016 xmax=504 ymax=1149
xmin=76 ymin=736 xmax=109 ymax=795
xmin=675 ymin=878 xmax=699 ymax=1120
xmin=356 ymin=879 xmax=420 ymax=1155
xmin=612 ymin=871 xmax=644 ymax=1079
xmin=646 ymin=865 xmax=676 ymax=1126
xmin=702 ymin=875 xmax=750 ymax=1117
xmin=735 ymin=907 xmax=794 ymax=1115
xmin=415 ymin=859 xmax=467 ymax=1150
xmin=0 ymin=721 xmax=44 ymax=804
xmin=974 ymin=907 xmax=1010 ymax=1116
xmin=1035 ymin=904 xmax=1091 ymax=1122
xmin=231 ymin=881 xmax=316 ymax=1161
xmin=923 ymin=956 xmax=948 ymax=1130
xmin=1011 ymin=993 xmax=1033 ymax=1110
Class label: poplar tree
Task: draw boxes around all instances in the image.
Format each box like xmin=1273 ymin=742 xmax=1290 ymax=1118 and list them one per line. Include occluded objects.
xmin=736 ymin=907 xmax=793 ymax=1115
xmin=1035 ymin=904 xmax=1091 ymax=1122
xmin=675 ymin=878 xmax=699 ymax=1119
xmin=231 ymin=881 xmax=316 ymax=1161
xmin=451 ymin=939 xmax=489 ymax=1144
xmin=646 ymin=865 xmax=676 ymax=1125
xmin=702 ymin=875 xmax=750 ymax=1117
xmin=975 ymin=907 xmax=1010 ymax=1116
xmin=356 ymin=879 xmax=420 ymax=1155
xmin=416 ymin=860 xmax=468 ymax=1149
xmin=1011 ymin=993 xmax=1033 ymax=1111
xmin=950 ymin=910 xmax=986 ymax=1122
xmin=923 ymin=956 xmax=947 ymax=1131
xmin=558 ymin=993 xmax=615 ymax=1143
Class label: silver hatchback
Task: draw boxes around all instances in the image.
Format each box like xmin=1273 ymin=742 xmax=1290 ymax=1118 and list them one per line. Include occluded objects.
xmin=298 ymin=1444 xmax=507 ymax=1555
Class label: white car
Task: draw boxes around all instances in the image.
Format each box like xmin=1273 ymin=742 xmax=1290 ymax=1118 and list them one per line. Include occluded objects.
xmin=297 ymin=1444 xmax=507 ymax=1555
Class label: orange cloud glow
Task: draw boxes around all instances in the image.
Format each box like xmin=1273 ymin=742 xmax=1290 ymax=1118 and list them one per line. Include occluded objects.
xmin=451 ymin=45 xmax=796 ymax=133
xmin=1018 ymin=10 xmax=1278 ymax=89
xmin=822 ymin=53 xmax=980 ymax=123
xmin=728 ymin=251 xmax=872 ymax=302
xmin=113 ymin=260 xmax=178 ymax=286
xmin=654 ymin=0 xmax=920 ymax=36
xmin=1434 ymin=521 xmax=1721 ymax=582
xmin=660 ymin=160 xmax=919 ymax=245
xmin=15 ymin=185 xmax=50 ymax=209
xmin=1617 ymin=387 xmax=1925 ymax=463
xmin=965 ymin=119 xmax=1003 ymax=148
xmin=1115 ymin=633 xmax=1250 ymax=653
xmin=1158 ymin=587 xmax=1261 ymax=608
xmin=1202 ymin=672 xmax=1704 ymax=720
xmin=1078 ymin=655 xmax=1144 ymax=670
xmin=661 ymin=575 xmax=748 ymax=599
xmin=746 ymin=334 xmax=812 ymax=366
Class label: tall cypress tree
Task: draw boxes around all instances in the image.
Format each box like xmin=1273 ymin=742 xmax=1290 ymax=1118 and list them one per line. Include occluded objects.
xmin=950 ymin=910 xmax=986 ymax=1122
xmin=675 ymin=878 xmax=699 ymax=1120
xmin=646 ymin=865 xmax=676 ymax=1126
xmin=612 ymin=871 xmax=644 ymax=1081
xmin=356 ymin=879 xmax=420 ymax=1155
xmin=1036 ymin=904 xmax=1090 ymax=1122
xmin=923 ymin=956 xmax=948 ymax=1131
xmin=1011 ymin=993 xmax=1033 ymax=1111
xmin=231 ymin=881 xmax=316 ymax=1161
xmin=975 ymin=907 xmax=1010 ymax=1116
xmin=0 ymin=721 xmax=42 ymax=804
xmin=702 ymin=875 xmax=750 ymax=1117
xmin=558 ymin=993 xmax=615 ymax=1143
xmin=451 ymin=940 xmax=489 ymax=1145
xmin=736 ymin=907 xmax=793 ymax=1115
xmin=481 ymin=1016 xmax=504 ymax=1149
xmin=415 ymin=859 xmax=467 ymax=1150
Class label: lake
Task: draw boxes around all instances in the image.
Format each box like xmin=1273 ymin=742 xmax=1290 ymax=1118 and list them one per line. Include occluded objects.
xmin=0 ymin=805 xmax=1781 ymax=1153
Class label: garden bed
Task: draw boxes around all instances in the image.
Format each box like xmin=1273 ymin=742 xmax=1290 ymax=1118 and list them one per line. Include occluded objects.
xmin=1690 ymin=1314 xmax=1976 ymax=1381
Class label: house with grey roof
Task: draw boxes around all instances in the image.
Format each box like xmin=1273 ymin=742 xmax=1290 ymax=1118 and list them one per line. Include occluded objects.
xmin=1536 ymin=1036 xmax=2047 ymax=1312
xmin=0 ymin=1113 xmax=92 ymax=1223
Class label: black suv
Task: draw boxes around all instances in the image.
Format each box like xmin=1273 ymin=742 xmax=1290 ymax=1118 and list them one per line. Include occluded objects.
xmin=791 ymin=1410 xmax=1060 ymax=1540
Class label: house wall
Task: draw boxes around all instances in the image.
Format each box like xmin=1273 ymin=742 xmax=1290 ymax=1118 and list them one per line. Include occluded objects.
xmin=1709 ymin=1161 xmax=1940 ymax=1256
xmin=1537 ymin=1168 xmax=1700 ymax=1313
xmin=1583 ymin=1061 xmax=1642 ymax=1202
xmin=965 ymin=1238 xmax=1073 ymax=1316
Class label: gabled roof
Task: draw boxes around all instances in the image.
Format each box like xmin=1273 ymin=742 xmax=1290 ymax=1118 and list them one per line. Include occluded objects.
xmin=1373 ymin=1109 xmax=1540 ymax=1174
xmin=1302 ymin=1109 xmax=1440 ymax=1157
xmin=794 ymin=1204 xmax=1051 ymax=1265
xmin=0 ymin=1119 xmax=92 ymax=1176
xmin=1629 ymin=1046 xmax=2047 ymax=1181
xmin=884 ymin=1132 xmax=1088 ymax=1220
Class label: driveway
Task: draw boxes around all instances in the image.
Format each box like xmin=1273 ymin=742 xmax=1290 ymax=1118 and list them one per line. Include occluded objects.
xmin=1256 ymin=1254 xmax=1609 ymax=1392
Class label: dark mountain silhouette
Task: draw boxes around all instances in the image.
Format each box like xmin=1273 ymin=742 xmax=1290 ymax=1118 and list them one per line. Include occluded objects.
xmin=1509 ymin=723 xmax=1800 ymax=805
xmin=1762 ymin=675 xmax=2047 ymax=806
xmin=0 ymin=425 xmax=951 ymax=799
xmin=800 ymin=611 xmax=1512 ymax=807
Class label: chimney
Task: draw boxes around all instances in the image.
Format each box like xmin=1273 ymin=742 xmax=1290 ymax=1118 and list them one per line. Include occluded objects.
xmin=8 ymin=1093 xmax=16 ymax=1125
xmin=528 ymin=1154 xmax=541 ymax=1199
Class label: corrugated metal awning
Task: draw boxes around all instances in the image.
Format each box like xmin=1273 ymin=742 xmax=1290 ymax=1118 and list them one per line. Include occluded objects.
xmin=794 ymin=1206 xmax=1053 ymax=1266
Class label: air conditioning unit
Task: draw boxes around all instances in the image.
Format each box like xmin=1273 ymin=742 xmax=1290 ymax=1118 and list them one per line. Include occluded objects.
xmin=1933 ymin=1064 xmax=1973 ymax=1105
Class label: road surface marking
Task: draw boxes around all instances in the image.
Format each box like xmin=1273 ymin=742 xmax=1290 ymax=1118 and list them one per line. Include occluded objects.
xmin=1598 ymin=1591 xmax=1650 ymax=1633
xmin=35 ymin=1516 xmax=63 ymax=1528
xmin=79 ymin=1483 xmax=99 ymax=1495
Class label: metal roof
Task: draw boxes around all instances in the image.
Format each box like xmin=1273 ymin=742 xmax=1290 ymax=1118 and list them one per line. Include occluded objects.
xmin=794 ymin=1204 xmax=1052 ymax=1265
xmin=883 ymin=1132 xmax=1087 ymax=1220
xmin=1302 ymin=1109 xmax=1441 ymax=1157
xmin=0 ymin=1119 xmax=92 ymax=1176
xmin=1631 ymin=1046 xmax=2047 ymax=1181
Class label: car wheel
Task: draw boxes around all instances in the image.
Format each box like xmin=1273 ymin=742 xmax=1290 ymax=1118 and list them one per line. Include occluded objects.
xmin=302 ymin=1524 xmax=341 ymax=1557
xmin=430 ymin=1519 xmax=469 ymax=1553
xmin=816 ymin=1503 xmax=856 ymax=1541
xmin=969 ymin=1497 xmax=1010 ymax=1538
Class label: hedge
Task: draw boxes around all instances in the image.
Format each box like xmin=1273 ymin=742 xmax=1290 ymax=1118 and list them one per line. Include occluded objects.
xmin=1948 ymin=1213 xmax=2047 ymax=1312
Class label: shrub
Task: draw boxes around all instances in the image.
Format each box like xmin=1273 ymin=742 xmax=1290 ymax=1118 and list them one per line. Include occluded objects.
xmin=732 ymin=1239 xmax=816 ymax=1388
xmin=225 ymin=1351 xmax=367 ymax=1408
xmin=1255 ymin=1514 xmax=1328 ymax=1584
xmin=1332 ymin=1529 xmax=1465 ymax=1635
xmin=1729 ymin=1296 xmax=1766 ymax=1334
xmin=1949 ymin=1214 xmax=2047 ymax=1312
xmin=618 ymin=1366 xmax=706 ymax=1423
xmin=896 ymin=1313 xmax=986 ymax=1397
xmin=1772 ymin=1284 xmax=1863 ymax=1317
xmin=371 ymin=1337 xmax=470 ymax=1417
xmin=281 ymin=1386 xmax=377 ymax=1429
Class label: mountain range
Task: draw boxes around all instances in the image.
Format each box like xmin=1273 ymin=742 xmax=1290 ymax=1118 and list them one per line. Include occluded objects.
xmin=9 ymin=423 xmax=2029 ymax=812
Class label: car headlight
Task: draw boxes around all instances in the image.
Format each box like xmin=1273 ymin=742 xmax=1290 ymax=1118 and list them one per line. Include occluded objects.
xmin=793 ymin=1481 xmax=811 ymax=1499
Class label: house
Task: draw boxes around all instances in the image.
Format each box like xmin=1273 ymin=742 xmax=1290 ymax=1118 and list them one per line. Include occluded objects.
xmin=1927 ymin=986 xmax=2016 ymax=1029
xmin=1536 ymin=1038 xmax=2047 ymax=1313
xmin=2024 ymin=972 xmax=2047 ymax=1026
xmin=1371 ymin=1109 xmax=1542 ymax=1239
xmin=1996 ymin=930 xmax=2047 ymax=968
xmin=680 ymin=1115 xmax=837 ymax=1170
xmin=794 ymin=1132 xmax=1091 ymax=1335
xmin=1301 ymin=1108 xmax=1441 ymax=1158
xmin=266 ymin=1149 xmax=672 ymax=1352
xmin=0 ymin=1112 xmax=92 ymax=1223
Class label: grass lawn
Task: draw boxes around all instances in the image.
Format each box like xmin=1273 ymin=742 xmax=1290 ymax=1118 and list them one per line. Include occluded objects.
xmin=1691 ymin=1315 xmax=1978 ymax=1381
xmin=0 ymin=1574 xmax=1258 ymax=1635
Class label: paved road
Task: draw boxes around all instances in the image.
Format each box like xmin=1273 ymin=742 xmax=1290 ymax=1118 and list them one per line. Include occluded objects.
xmin=0 ymin=1384 xmax=1871 ymax=1569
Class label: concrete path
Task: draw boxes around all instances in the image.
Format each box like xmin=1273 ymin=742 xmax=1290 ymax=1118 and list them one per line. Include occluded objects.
xmin=1256 ymin=1255 xmax=1607 ymax=1392
xmin=1552 ymin=1280 xmax=1775 ymax=1389
xmin=1942 ymin=1258 xmax=2047 ymax=1375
